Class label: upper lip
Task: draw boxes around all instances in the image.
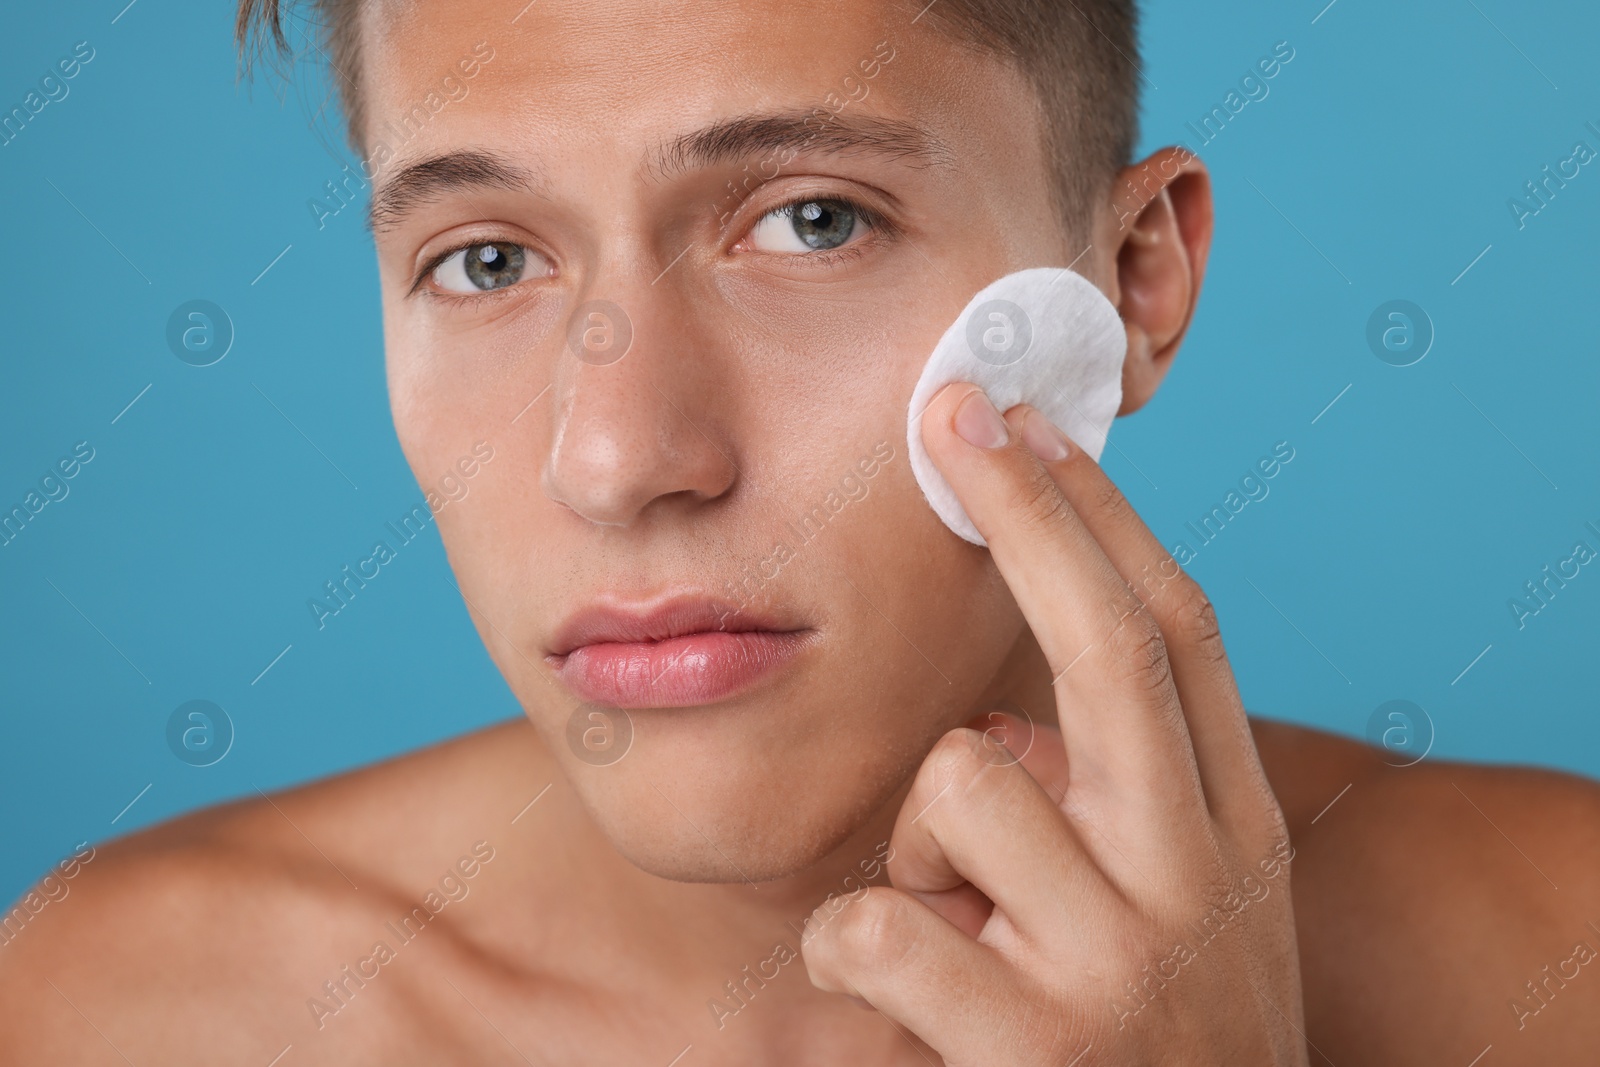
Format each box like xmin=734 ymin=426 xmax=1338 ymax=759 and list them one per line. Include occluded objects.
xmin=547 ymin=594 xmax=800 ymax=658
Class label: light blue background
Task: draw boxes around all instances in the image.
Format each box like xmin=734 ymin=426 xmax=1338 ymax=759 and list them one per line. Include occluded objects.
xmin=2 ymin=0 xmax=1596 ymax=903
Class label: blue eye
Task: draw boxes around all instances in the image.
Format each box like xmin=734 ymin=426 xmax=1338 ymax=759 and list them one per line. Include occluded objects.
xmin=432 ymin=241 xmax=539 ymax=292
xmin=748 ymin=199 xmax=867 ymax=253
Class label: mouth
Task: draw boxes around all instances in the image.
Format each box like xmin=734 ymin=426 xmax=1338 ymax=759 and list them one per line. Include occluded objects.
xmin=546 ymin=595 xmax=814 ymax=708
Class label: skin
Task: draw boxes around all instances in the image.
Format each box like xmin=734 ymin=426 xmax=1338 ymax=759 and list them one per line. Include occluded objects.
xmin=4 ymin=0 xmax=1600 ymax=1062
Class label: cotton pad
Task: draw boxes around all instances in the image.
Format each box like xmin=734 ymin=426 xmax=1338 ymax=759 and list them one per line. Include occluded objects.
xmin=907 ymin=268 xmax=1126 ymax=546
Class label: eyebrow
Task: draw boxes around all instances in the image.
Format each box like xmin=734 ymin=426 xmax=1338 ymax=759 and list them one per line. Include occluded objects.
xmin=651 ymin=110 xmax=955 ymax=179
xmin=368 ymin=150 xmax=537 ymax=233
xmin=367 ymin=112 xmax=954 ymax=232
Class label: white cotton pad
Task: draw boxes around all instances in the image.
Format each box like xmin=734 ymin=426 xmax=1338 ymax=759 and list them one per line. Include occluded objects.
xmin=907 ymin=268 xmax=1126 ymax=546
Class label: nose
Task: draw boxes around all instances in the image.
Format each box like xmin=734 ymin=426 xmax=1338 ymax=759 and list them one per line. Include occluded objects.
xmin=541 ymin=292 xmax=736 ymax=527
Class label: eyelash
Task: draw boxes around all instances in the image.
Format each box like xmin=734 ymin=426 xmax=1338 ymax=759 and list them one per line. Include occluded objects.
xmin=410 ymin=193 xmax=893 ymax=299
xmin=747 ymin=195 xmax=894 ymax=261
xmin=410 ymin=242 xmax=533 ymax=301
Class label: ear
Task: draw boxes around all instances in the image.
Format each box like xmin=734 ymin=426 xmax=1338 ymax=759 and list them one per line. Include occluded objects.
xmin=1095 ymin=147 xmax=1214 ymax=416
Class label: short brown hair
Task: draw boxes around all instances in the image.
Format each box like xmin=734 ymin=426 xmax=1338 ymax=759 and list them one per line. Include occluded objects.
xmin=237 ymin=0 xmax=1140 ymax=227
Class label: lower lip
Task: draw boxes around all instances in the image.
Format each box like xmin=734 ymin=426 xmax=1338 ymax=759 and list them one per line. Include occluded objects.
xmin=553 ymin=631 xmax=810 ymax=708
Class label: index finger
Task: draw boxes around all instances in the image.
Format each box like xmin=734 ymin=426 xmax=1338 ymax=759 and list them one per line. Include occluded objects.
xmin=1005 ymin=404 xmax=1279 ymax=845
xmin=921 ymin=383 xmax=1209 ymax=861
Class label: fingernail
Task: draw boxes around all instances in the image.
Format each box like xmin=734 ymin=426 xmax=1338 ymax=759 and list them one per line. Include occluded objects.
xmin=1020 ymin=409 xmax=1072 ymax=462
xmin=953 ymin=389 xmax=1008 ymax=449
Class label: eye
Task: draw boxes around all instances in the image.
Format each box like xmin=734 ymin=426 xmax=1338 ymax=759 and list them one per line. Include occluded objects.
xmin=431 ymin=241 xmax=537 ymax=293
xmin=746 ymin=198 xmax=869 ymax=253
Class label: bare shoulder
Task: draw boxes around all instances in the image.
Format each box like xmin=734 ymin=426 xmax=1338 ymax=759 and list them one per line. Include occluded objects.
xmin=1250 ymin=717 xmax=1600 ymax=1065
xmin=0 ymin=717 xmax=558 ymax=1066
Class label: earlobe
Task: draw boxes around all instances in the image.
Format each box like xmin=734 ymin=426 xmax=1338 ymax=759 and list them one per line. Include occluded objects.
xmin=1120 ymin=320 xmax=1156 ymax=412
xmin=1100 ymin=149 xmax=1215 ymax=416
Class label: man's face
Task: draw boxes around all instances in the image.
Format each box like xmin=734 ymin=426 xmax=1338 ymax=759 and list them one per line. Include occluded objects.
xmin=365 ymin=0 xmax=1093 ymax=882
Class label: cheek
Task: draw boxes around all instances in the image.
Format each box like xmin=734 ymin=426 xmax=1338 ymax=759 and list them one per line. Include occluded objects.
xmin=382 ymin=302 xmax=441 ymax=464
xmin=865 ymin=482 xmax=1024 ymax=673
xmin=777 ymin=434 xmax=1025 ymax=727
xmin=382 ymin=293 xmax=552 ymax=476
xmin=706 ymin=268 xmax=977 ymax=479
xmin=385 ymin=361 xmax=456 ymax=495
xmin=702 ymin=263 xmax=1031 ymax=702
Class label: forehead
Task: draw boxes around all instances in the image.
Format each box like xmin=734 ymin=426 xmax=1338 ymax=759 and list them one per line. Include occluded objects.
xmin=355 ymin=0 xmax=1042 ymax=176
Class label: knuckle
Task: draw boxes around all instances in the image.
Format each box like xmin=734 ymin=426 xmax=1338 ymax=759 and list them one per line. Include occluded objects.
xmin=923 ymin=727 xmax=988 ymax=794
xmin=1090 ymin=476 xmax=1132 ymax=522
xmin=1007 ymin=465 xmax=1074 ymax=536
xmin=827 ymin=887 xmax=922 ymax=973
xmin=1258 ymin=800 xmax=1292 ymax=861
xmin=914 ymin=728 xmax=1038 ymax=825
xmin=1236 ymin=775 xmax=1295 ymax=860
xmin=1104 ymin=608 xmax=1173 ymax=696
xmin=1165 ymin=578 xmax=1226 ymax=661
xmin=909 ymin=731 xmax=988 ymax=816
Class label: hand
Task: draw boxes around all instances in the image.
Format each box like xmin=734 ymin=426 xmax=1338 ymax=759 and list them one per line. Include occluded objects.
xmin=802 ymin=385 xmax=1309 ymax=1066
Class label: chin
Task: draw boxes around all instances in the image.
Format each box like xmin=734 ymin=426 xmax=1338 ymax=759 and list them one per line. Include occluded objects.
xmin=601 ymin=811 xmax=869 ymax=886
xmin=545 ymin=695 xmax=930 ymax=886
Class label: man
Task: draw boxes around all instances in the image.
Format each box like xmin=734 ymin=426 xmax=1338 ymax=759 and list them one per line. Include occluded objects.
xmin=3 ymin=0 xmax=1597 ymax=1062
